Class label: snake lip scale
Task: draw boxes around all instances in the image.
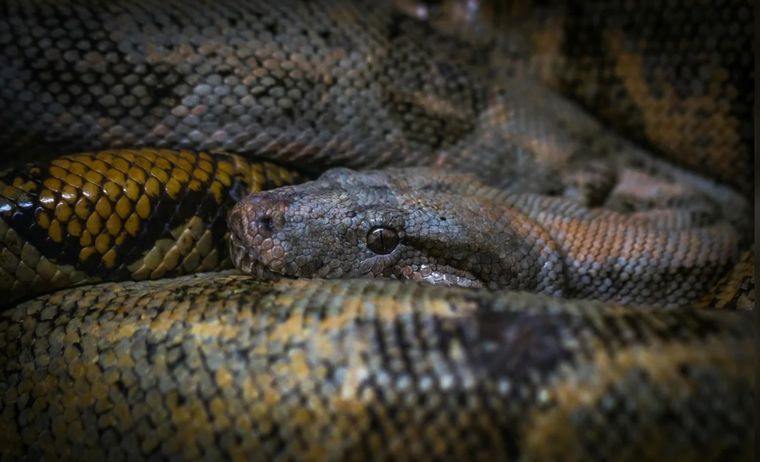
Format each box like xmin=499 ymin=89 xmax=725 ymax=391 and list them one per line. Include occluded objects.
xmin=230 ymin=238 xmax=291 ymax=282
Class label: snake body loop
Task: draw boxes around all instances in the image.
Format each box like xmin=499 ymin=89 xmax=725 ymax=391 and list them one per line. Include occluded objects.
xmin=1 ymin=274 xmax=755 ymax=461
xmin=0 ymin=149 xmax=300 ymax=306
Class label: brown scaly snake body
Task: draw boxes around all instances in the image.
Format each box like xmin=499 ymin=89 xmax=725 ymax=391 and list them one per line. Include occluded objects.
xmin=0 ymin=0 xmax=754 ymax=460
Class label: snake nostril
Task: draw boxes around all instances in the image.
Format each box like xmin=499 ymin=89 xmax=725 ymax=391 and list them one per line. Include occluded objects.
xmin=258 ymin=215 xmax=274 ymax=233
xmin=240 ymin=192 xmax=289 ymax=236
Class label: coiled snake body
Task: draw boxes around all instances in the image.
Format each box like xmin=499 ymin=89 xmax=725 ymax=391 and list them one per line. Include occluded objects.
xmin=0 ymin=1 xmax=754 ymax=460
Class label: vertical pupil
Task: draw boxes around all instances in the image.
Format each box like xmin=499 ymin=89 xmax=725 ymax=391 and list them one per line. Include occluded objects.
xmin=368 ymin=227 xmax=398 ymax=254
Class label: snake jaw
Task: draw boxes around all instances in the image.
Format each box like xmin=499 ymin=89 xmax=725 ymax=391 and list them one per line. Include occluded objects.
xmin=229 ymin=238 xmax=284 ymax=281
xmin=397 ymin=264 xmax=486 ymax=289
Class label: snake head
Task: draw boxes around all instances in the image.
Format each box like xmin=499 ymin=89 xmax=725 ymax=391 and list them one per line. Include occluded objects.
xmin=228 ymin=168 xmax=517 ymax=288
xmin=228 ymin=167 xmax=561 ymax=291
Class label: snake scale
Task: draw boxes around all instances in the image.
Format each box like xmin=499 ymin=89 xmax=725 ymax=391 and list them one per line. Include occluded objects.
xmin=0 ymin=0 xmax=755 ymax=460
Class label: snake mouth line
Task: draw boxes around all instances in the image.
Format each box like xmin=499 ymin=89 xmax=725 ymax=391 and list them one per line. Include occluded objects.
xmin=229 ymin=240 xmax=289 ymax=281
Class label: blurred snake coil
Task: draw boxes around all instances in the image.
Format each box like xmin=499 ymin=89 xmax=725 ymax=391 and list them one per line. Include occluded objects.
xmin=0 ymin=0 xmax=755 ymax=461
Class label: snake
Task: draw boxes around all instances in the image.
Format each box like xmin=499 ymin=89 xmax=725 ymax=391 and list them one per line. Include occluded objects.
xmin=226 ymin=167 xmax=740 ymax=308
xmin=0 ymin=0 xmax=754 ymax=460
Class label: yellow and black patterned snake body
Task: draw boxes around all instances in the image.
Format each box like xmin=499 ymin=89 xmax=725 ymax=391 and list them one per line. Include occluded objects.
xmin=0 ymin=149 xmax=300 ymax=306
xmin=0 ymin=0 xmax=755 ymax=460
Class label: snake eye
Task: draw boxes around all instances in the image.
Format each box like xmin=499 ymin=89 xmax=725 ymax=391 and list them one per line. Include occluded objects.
xmin=367 ymin=227 xmax=399 ymax=254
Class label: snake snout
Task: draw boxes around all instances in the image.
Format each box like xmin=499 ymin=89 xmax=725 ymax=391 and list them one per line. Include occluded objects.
xmin=228 ymin=192 xmax=291 ymax=275
xmin=230 ymin=193 xmax=289 ymax=237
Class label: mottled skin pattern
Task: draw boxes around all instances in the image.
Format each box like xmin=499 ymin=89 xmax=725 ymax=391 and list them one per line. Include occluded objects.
xmin=0 ymin=0 xmax=486 ymax=171
xmin=696 ymin=249 xmax=755 ymax=311
xmin=552 ymin=1 xmax=754 ymax=196
xmin=0 ymin=0 xmax=751 ymax=202
xmin=0 ymin=0 xmax=754 ymax=460
xmin=410 ymin=0 xmax=754 ymax=195
xmin=229 ymin=168 xmax=738 ymax=308
xmin=0 ymin=149 xmax=300 ymax=305
xmin=0 ymin=274 xmax=754 ymax=461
